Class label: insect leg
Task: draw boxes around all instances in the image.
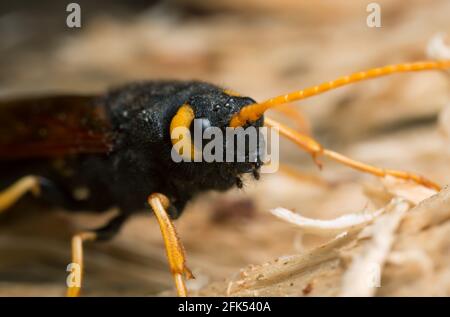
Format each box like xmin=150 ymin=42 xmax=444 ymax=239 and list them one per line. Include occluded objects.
xmin=271 ymin=104 xmax=312 ymax=135
xmin=66 ymin=213 xmax=128 ymax=297
xmin=0 ymin=176 xmax=40 ymax=213
xmin=265 ymin=117 xmax=441 ymax=191
xmin=278 ymin=164 xmax=331 ymax=188
xmin=66 ymin=231 xmax=96 ymax=297
xmin=147 ymin=193 xmax=193 ymax=297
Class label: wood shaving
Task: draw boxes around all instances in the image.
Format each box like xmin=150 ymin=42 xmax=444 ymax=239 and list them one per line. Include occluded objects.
xmin=364 ymin=176 xmax=437 ymax=207
xmin=380 ymin=176 xmax=438 ymax=205
xmin=339 ymin=199 xmax=410 ymax=296
xmin=427 ymin=33 xmax=450 ymax=60
xmin=387 ymin=249 xmax=433 ymax=277
xmin=270 ymin=207 xmax=384 ymax=236
xmin=400 ymin=185 xmax=450 ymax=234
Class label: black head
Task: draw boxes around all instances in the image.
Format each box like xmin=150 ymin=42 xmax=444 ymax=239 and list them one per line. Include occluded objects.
xmin=168 ymin=82 xmax=264 ymax=193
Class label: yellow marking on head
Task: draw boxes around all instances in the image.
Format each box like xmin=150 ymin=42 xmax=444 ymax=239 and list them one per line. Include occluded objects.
xmin=170 ymin=104 xmax=197 ymax=160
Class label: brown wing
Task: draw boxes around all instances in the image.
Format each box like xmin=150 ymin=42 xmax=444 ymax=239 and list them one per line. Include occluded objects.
xmin=0 ymin=95 xmax=113 ymax=159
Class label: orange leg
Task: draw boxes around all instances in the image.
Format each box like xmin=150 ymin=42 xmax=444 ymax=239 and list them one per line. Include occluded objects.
xmin=148 ymin=193 xmax=193 ymax=297
xmin=66 ymin=231 xmax=97 ymax=297
xmin=278 ymin=164 xmax=331 ymax=188
xmin=0 ymin=176 xmax=40 ymax=213
xmin=265 ymin=117 xmax=440 ymax=191
xmin=66 ymin=214 xmax=127 ymax=297
xmin=271 ymin=104 xmax=312 ymax=135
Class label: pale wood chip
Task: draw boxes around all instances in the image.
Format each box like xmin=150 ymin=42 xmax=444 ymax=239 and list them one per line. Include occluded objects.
xmin=270 ymin=207 xmax=384 ymax=236
xmin=400 ymin=186 xmax=450 ymax=234
xmin=339 ymin=199 xmax=410 ymax=297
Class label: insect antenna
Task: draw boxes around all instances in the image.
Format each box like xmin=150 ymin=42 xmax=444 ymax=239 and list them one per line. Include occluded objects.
xmin=230 ymin=60 xmax=450 ymax=127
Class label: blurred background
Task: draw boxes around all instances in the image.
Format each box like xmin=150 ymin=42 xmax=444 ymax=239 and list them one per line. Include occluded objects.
xmin=0 ymin=0 xmax=449 ymax=296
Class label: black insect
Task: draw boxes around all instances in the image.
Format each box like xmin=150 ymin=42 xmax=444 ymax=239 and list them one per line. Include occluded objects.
xmin=0 ymin=60 xmax=448 ymax=296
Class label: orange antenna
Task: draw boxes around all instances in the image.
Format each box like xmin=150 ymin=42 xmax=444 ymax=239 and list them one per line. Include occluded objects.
xmin=230 ymin=60 xmax=450 ymax=127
